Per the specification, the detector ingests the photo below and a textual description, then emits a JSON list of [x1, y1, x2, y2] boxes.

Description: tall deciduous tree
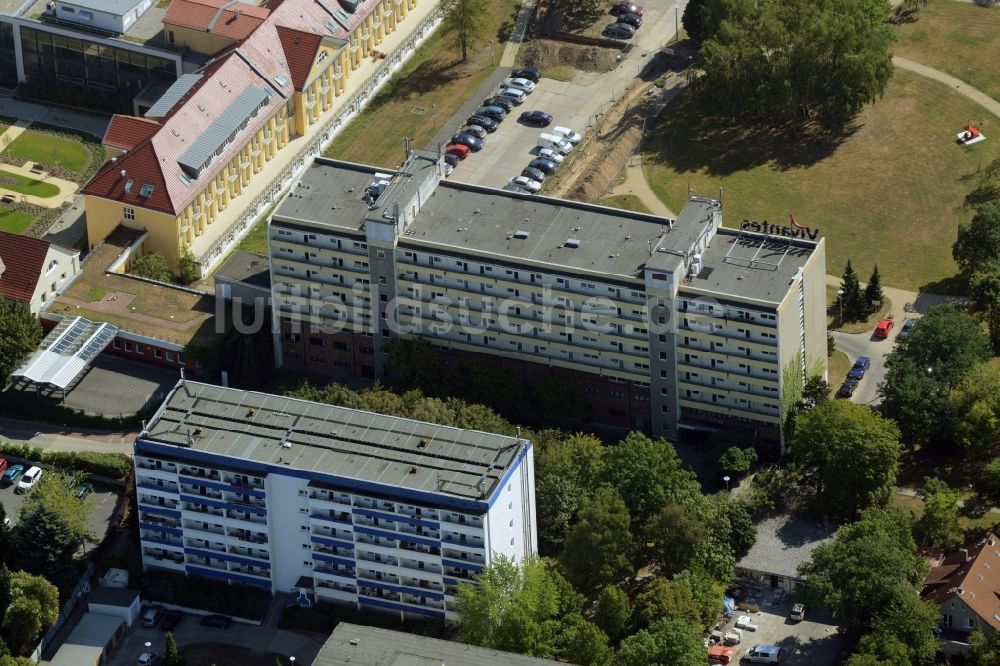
[[615, 618, 706, 666], [967, 629, 1000, 666], [953, 203, 1000, 350], [560, 487, 634, 593], [535, 434, 604, 547], [791, 400, 900, 518], [555, 613, 613, 666], [632, 577, 700, 630], [23, 472, 92, 544], [949, 361, 1000, 455], [0, 300, 41, 385], [0, 598, 40, 656], [594, 586, 631, 644], [645, 505, 704, 577], [440, 0, 489, 62], [681, 0, 708, 42], [913, 477, 961, 551], [673, 568, 725, 628]]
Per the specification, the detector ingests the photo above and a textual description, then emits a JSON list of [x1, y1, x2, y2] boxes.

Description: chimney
[[960, 548, 970, 562], [120, 169, 127, 179]]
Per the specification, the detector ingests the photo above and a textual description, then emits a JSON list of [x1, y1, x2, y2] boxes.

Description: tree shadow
[[369, 54, 467, 106], [642, 93, 859, 177]]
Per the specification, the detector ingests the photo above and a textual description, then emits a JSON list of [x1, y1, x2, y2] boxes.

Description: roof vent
[[120, 169, 127, 179], [281, 441, 292, 450], [274, 74, 288, 86], [513, 230, 529, 239], [409, 465, 418, 474], [349, 637, 360, 646], [564, 238, 580, 248], [417, 438, 428, 449]]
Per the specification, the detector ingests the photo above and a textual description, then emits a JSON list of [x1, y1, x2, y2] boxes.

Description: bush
[[141, 570, 270, 620], [0, 444, 131, 481]]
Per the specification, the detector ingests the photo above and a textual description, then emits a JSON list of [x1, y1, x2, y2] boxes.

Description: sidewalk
[[893, 55, 1000, 119], [0, 94, 110, 139], [0, 417, 136, 456]]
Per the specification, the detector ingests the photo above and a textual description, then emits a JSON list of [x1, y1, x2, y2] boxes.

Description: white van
[[538, 133, 572, 155], [553, 126, 582, 143], [745, 645, 781, 663]]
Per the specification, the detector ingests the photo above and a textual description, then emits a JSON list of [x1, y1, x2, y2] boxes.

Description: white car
[[510, 176, 541, 193], [735, 615, 758, 631], [137, 650, 160, 666], [553, 126, 582, 143], [744, 644, 781, 663], [498, 87, 526, 104], [537, 148, 565, 164], [16, 466, 42, 494], [502, 77, 535, 93], [789, 603, 805, 621]]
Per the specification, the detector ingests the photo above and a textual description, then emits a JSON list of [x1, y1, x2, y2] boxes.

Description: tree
[[555, 613, 614, 666], [130, 252, 174, 282], [1, 598, 40, 656], [716, 446, 757, 475], [672, 568, 725, 628], [163, 631, 186, 666], [615, 618, 706, 666], [791, 400, 900, 518], [707, 495, 756, 558], [982, 457, 1000, 502], [949, 361, 1000, 454], [440, 0, 488, 61], [0, 509, 11, 568], [594, 586, 631, 644], [967, 629, 1000, 666], [953, 202, 1000, 285], [681, 0, 708, 42], [601, 432, 702, 526], [8, 572, 58, 627], [849, 587, 941, 665], [839, 260, 866, 322], [913, 477, 961, 551], [178, 249, 199, 284], [531, 377, 586, 425], [864, 265, 884, 314], [633, 577, 700, 630], [11, 503, 80, 596], [23, 472, 91, 544], [0, 566, 9, 626], [535, 434, 604, 547], [801, 375, 830, 408], [645, 505, 704, 577], [560, 487, 634, 593], [691, 0, 895, 126], [0, 300, 42, 385]]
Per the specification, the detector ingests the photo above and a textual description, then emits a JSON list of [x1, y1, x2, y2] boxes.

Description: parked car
[[553, 126, 582, 143], [897, 318, 918, 339], [618, 11, 642, 27], [459, 125, 487, 140], [137, 651, 160, 666], [604, 22, 636, 39], [160, 609, 183, 630], [443, 153, 460, 168], [74, 482, 95, 499], [16, 466, 43, 494], [735, 616, 758, 632], [744, 645, 781, 664], [837, 379, 859, 398], [510, 176, 541, 193], [519, 110, 553, 127], [443, 162, 454, 177], [511, 67, 541, 82], [874, 318, 894, 338], [521, 166, 547, 182], [200, 614, 233, 628], [2, 464, 24, 487], [0, 457, 7, 477], [466, 115, 499, 132], [473, 105, 506, 121], [503, 183, 531, 194], [528, 158, 558, 174], [450, 133, 484, 151], [498, 88, 527, 104], [611, 2, 644, 16], [847, 356, 871, 380], [789, 603, 805, 622], [484, 96, 515, 112], [444, 144, 471, 160], [141, 605, 164, 628], [502, 77, 536, 93], [3, 515, 14, 529], [537, 148, 565, 163]]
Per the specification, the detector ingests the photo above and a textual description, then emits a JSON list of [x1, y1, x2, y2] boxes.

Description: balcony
[[227, 529, 268, 544], [179, 467, 221, 481], [357, 569, 399, 586], [139, 514, 182, 530], [183, 520, 225, 536], [182, 503, 224, 518], [141, 533, 183, 549], [226, 509, 267, 526], [223, 474, 265, 490], [228, 545, 270, 561], [229, 564, 270, 579]]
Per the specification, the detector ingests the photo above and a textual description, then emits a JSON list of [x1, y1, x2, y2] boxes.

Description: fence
[[198, 6, 445, 268]]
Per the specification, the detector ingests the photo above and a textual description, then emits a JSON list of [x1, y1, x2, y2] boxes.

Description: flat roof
[[59, 0, 145, 17], [141, 381, 528, 502], [49, 613, 124, 666], [213, 249, 270, 289], [12, 316, 118, 389], [736, 515, 837, 580], [315, 623, 562, 666], [87, 587, 140, 607]]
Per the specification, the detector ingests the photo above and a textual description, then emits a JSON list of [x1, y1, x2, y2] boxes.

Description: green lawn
[[825, 284, 894, 334], [237, 216, 270, 256], [599, 194, 652, 214], [324, 0, 518, 168], [0, 206, 33, 233], [0, 169, 60, 198], [893, 1, 1000, 103], [2, 129, 90, 173], [642, 70, 1000, 291]]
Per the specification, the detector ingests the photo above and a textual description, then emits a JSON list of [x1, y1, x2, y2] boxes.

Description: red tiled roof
[[0, 231, 51, 304], [103, 115, 161, 151], [82, 142, 173, 215], [275, 26, 323, 89], [923, 533, 1000, 632], [164, 0, 269, 41]]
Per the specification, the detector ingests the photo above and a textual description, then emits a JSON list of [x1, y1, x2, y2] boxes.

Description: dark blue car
[[847, 356, 871, 380], [451, 133, 484, 151]]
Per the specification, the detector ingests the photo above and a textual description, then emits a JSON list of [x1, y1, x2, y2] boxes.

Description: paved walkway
[[0, 94, 110, 139], [0, 158, 79, 208], [499, 0, 535, 67], [608, 157, 677, 217], [893, 55, 1000, 118], [0, 416, 136, 456]]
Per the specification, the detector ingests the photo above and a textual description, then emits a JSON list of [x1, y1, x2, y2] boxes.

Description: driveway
[[830, 328, 897, 407], [0, 481, 119, 556], [728, 602, 843, 666]]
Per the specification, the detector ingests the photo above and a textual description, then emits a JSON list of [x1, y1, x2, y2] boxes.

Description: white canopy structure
[[12, 316, 118, 390]]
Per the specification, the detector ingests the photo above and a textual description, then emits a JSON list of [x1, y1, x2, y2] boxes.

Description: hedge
[[0, 442, 131, 480], [141, 570, 270, 620]]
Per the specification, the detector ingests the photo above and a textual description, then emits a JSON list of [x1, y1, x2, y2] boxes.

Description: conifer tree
[[865, 265, 884, 315], [839, 260, 865, 322]]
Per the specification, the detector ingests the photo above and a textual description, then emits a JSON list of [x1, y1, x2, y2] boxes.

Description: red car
[[875, 319, 894, 338], [444, 144, 470, 160], [611, 2, 644, 16]]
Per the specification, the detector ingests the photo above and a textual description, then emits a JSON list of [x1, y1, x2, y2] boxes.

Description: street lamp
[[673, 4, 680, 43], [290, 658, 296, 666], [723, 475, 731, 492], [490, 40, 495, 66], [836, 288, 844, 325]]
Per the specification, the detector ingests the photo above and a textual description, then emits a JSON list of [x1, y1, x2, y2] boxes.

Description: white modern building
[[53, 0, 155, 34], [134, 380, 537, 621]]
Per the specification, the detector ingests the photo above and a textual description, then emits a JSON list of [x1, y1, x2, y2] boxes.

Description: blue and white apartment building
[[134, 380, 537, 621]]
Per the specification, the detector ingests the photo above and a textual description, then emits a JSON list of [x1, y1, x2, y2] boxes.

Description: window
[[166, 351, 175, 362], [123, 207, 135, 220]]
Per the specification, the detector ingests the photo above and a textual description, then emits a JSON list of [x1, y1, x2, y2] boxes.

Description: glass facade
[[18, 26, 177, 113], [0, 23, 16, 87]]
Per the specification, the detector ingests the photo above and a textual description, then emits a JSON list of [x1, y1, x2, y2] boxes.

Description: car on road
[[498, 87, 527, 104], [611, 2, 643, 16], [519, 110, 553, 127], [160, 609, 183, 630], [837, 379, 859, 398], [141, 604, 164, 627], [897, 318, 918, 339], [789, 603, 805, 622], [502, 77, 536, 93], [537, 148, 564, 163], [459, 125, 486, 140], [466, 115, 499, 132], [484, 96, 515, 112], [16, 466, 43, 494], [553, 126, 582, 143], [511, 67, 541, 82], [473, 105, 506, 121], [137, 650, 160, 666], [874, 318, 894, 338], [521, 166, 547, 182], [744, 645, 781, 663], [2, 464, 24, 487], [847, 356, 871, 380], [528, 158, 558, 175], [510, 176, 541, 193], [444, 144, 471, 160], [200, 614, 233, 628], [604, 22, 636, 39], [450, 133, 484, 151], [618, 11, 642, 28]]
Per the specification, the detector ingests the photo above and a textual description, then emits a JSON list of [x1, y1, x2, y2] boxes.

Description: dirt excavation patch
[[519, 39, 621, 73]]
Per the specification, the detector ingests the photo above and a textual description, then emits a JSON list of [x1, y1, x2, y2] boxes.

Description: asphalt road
[[830, 319, 912, 407], [0, 480, 119, 556]]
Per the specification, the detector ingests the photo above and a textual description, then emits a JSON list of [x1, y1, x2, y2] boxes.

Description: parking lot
[[723, 601, 843, 665]]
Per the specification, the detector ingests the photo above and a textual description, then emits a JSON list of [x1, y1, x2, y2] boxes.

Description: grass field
[[324, 0, 518, 168], [0, 169, 60, 198], [892, 493, 1000, 533], [893, 1, 1000, 103], [825, 284, 894, 334], [2, 129, 90, 173], [599, 193, 652, 213], [0, 206, 33, 233], [827, 350, 850, 393], [642, 70, 1000, 291]]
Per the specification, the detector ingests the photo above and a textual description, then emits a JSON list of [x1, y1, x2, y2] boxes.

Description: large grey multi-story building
[[267, 152, 827, 450]]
